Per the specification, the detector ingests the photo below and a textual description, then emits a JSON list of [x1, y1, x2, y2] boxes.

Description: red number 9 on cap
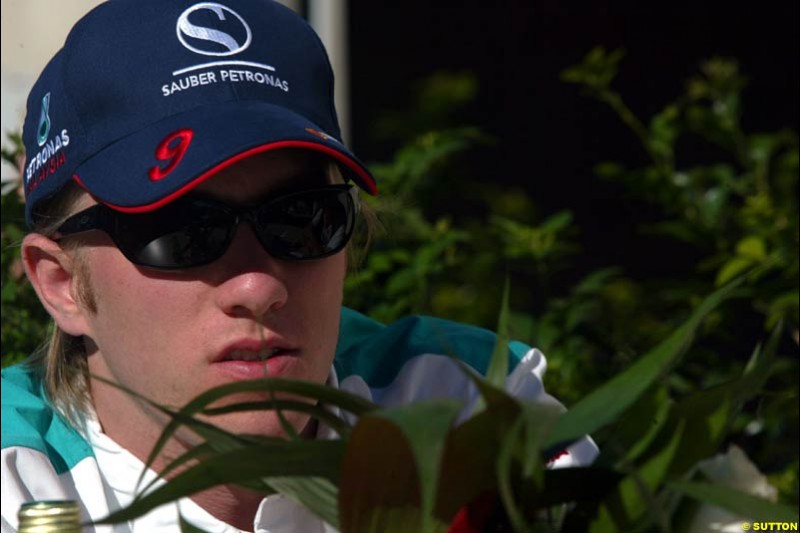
[[149, 129, 194, 181]]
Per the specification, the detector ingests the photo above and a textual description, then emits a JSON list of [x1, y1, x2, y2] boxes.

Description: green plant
[[555, 49, 799, 509], [94, 278, 797, 532], [1, 133, 51, 367], [344, 72, 584, 330], [560, 48, 798, 334]]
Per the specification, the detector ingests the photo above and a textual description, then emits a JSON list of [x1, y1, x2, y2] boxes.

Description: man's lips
[[214, 338, 299, 364], [212, 339, 301, 379]]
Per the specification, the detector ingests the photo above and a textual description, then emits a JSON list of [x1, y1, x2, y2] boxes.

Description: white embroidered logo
[[164, 2, 288, 97], [176, 3, 252, 57]]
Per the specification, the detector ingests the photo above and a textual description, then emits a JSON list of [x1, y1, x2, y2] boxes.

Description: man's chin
[[208, 411, 315, 440]]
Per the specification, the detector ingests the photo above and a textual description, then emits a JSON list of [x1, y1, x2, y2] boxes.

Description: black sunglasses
[[56, 185, 359, 270]]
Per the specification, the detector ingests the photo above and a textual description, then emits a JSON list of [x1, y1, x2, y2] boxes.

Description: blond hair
[[27, 182, 95, 429]]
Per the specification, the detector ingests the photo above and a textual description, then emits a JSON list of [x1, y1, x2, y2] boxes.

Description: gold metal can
[[18, 500, 81, 532]]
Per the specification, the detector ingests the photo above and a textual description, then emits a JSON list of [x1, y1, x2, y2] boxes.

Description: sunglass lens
[[127, 204, 233, 268], [257, 189, 353, 260]]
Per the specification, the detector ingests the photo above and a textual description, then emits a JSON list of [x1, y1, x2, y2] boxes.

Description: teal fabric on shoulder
[[335, 307, 531, 388], [1, 363, 94, 475]]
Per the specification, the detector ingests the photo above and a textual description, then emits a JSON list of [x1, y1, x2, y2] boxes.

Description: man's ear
[[22, 233, 91, 336]]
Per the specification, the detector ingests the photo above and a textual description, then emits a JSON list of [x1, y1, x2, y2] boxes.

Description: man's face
[[77, 149, 346, 454]]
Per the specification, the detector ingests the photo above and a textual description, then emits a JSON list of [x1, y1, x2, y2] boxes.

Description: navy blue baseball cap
[[22, 0, 377, 227]]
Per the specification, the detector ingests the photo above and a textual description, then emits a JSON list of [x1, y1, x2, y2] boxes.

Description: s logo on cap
[[177, 2, 252, 57], [37, 93, 51, 147]]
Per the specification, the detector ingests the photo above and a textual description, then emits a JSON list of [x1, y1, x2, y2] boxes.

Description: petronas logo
[[36, 93, 51, 147]]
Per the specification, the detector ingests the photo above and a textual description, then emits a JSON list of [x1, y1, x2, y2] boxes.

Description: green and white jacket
[[1, 308, 598, 532]]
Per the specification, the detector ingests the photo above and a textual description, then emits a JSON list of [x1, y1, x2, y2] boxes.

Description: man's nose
[[213, 223, 289, 320]]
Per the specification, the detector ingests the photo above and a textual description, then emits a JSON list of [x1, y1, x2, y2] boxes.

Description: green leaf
[[595, 161, 626, 179], [182, 378, 379, 419], [645, 220, 703, 244], [540, 210, 573, 232], [599, 386, 673, 465], [338, 401, 460, 533], [655, 327, 781, 479], [434, 409, 517, 521], [595, 421, 685, 531], [90, 375, 366, 517], [648, 104, 680, 160], [97, 441, 346, 525], [268, 477, 340, 529], [665, 384, 733, 477], [669, 481, 800, 522], [736, 236, 767, 260], [0, 281, 16, 303], [134, 377, 377, 488], [458, 279, 525, 419], [572, 267, 623, 295], [202, 399, 352, 436], [456, 356, 521, 417], [766, 292, 798, 330], [546, 277, 742, 450], [496, 417, 535, 533], [664, 323, 783, 477], [179, 514, 211, 533], [518, 402, 562, 481], [134, 400, 268, 495], [742, 321, 782, 393], [339, 425, 422, 531], [560, 47, 625, 90], [378, 401, 461, 533], [155, 441, 242, 491], [485, 279, 511, 389], [495, 402, 562, 532]]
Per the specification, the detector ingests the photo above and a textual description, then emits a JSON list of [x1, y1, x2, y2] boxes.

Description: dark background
[[348, 1, 799, 280]]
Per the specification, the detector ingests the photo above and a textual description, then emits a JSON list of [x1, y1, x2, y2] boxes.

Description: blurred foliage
[[1, 132, 50, 367], [2, 50, 798, 528], [343, 54, 798, 513]]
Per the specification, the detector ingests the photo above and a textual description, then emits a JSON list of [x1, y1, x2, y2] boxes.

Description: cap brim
[[72, 101, 377, 212]]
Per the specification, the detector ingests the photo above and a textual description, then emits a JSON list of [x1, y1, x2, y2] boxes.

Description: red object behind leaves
[[546, 449, 569, 464], [447, 449, 569, 532], [447, 491, 499, 533]]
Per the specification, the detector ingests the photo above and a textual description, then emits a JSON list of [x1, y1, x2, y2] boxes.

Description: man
[[1, 1, 598, 531]]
